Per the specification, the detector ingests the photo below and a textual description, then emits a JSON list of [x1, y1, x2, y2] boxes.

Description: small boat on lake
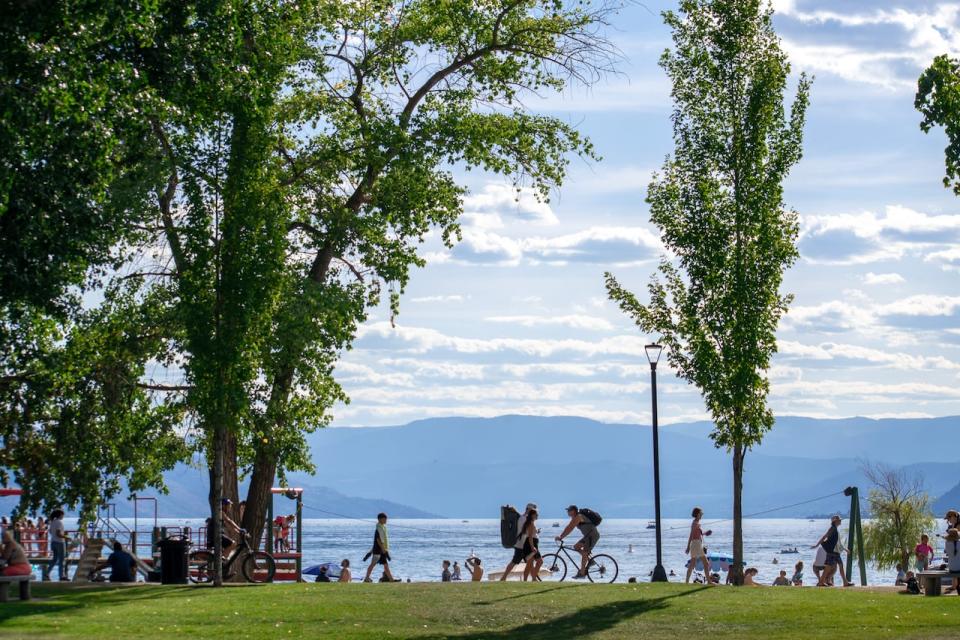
[[646, 521, 656, 530], [552, 522, 560, 527]]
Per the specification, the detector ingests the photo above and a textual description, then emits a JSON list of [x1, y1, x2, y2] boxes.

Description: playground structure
[[3, 486, 305, 583]]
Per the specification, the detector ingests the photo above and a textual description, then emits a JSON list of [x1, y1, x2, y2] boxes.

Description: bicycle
[[188, 529, 276, 584], [539, 539, 618, 583]]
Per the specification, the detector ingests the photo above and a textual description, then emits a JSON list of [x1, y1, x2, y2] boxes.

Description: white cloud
[[409, 294, 468, 303], [800, 205, 960, 264], [523, 226, 663, 265], [462, 183, 558, 226], [862, 272, 905, 285], [484, 314, 615, 331], [776, 3, 960, 91]]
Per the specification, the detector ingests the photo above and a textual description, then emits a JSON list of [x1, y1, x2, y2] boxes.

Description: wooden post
[[844, 486, 867, 586], [267, 494, 274, 555], [296, 492, 303, 582]]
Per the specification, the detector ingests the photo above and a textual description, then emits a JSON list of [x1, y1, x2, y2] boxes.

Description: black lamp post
[[646, 343, 668, 583]]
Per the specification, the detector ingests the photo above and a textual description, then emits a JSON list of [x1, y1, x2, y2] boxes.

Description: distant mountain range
[[4, 415, 959, 519]]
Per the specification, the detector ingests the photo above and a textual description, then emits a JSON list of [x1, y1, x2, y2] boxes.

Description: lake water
[[57, 517, 910, 585]]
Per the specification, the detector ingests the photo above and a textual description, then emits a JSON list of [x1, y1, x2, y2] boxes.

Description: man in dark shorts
[[556, 505, 600, 579], [812, 515, 852, 587]]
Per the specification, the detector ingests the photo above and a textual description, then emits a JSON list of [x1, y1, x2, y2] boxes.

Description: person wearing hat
[[499, 502, 537, 581], [945, 510, 959, 534], [944, 528, 960, 594], [556, 504, 602, 579]]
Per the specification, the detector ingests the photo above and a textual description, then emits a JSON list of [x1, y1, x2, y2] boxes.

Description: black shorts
[[825, 553, 841, 566], [511, 547, 526, 564], [524, 539, 541, 560]]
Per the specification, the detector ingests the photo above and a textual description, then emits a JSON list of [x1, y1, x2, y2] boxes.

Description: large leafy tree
[[129, 0, 619, 568], [604, 0, 809, 583], [862, 463, 935, 571], [917, 54, 960, 194]]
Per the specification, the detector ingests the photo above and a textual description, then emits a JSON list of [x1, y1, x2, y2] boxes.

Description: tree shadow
[[475, 584, 589, 606], [428, 587, 709, 640]]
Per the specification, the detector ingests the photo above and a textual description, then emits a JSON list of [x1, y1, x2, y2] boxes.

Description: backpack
[[500, 505, 521, 548], [579, 508, 602, 526]]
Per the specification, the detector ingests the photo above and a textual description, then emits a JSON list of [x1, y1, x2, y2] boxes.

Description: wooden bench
[[0, 575, 34, 602], [917, 570, 960, 596]]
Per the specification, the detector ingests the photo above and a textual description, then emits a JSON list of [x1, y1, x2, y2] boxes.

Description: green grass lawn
[[0, 582, 957, 639]]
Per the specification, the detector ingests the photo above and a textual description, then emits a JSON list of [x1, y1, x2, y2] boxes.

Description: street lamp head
[[645, 343, 663, 366]]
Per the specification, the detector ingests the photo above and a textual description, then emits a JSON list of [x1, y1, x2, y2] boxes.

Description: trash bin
[[158, 537, 190, 584]]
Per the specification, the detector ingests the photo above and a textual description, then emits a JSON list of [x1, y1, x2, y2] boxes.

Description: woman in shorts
[[685, 507, 712, 584]]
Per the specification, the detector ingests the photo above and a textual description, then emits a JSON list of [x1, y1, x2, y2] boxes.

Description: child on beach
[[915, 534, 934, 571], [791, 561, 803, 586], [441, 560, 452, 582], [772, 570, 790, 586], [339, 559, 352, 583], [363, 513, 398, 583], [895, 563, 906, 586], [452, 561, 462, 581]]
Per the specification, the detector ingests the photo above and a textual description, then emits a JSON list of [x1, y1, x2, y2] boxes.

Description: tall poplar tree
[[604, 0, 809, 583]]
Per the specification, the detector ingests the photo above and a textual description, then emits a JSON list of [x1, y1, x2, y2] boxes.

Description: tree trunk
[[731, 443, 745, 586], [210, 423, 225, 587], [243, 450, 277, 551]]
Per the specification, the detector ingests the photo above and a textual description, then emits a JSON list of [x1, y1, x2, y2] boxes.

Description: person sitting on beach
[[466, 556, 483, 582], [339, 559, 352, 583], [442, 560, 452, 582], [904, 571, 920, 594], [772, 570, 790, 586], [791, 561, 804, 586], [0, 530, 31, 576], [101, 541, 136, 583], [452, 561, 462, 581], [743, 568, 761, 586], [363, 513, 398, 583], [895, 563, 906, 586], [315, 565, 330, 582]]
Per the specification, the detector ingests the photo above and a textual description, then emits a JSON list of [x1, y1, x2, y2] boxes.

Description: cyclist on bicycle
[[206, 498, 241, 555], [556, 504, 600, 579]]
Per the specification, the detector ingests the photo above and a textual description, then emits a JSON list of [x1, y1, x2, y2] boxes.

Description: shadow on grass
[[0, 584, 205, 625], [474, 584, 589, 606], [430, 586, 709, 640]]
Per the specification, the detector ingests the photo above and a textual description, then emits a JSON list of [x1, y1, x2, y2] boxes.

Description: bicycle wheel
[[538, 553, 567, 582], [586, 554, 618, 583], [188, 550, 214, 584], [241, 551, 276, 583]]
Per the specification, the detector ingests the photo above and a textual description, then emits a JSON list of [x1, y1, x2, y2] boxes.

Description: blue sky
[[331, 0, 960, 427]]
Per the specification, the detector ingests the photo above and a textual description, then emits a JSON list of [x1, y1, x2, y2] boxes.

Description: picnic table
[[0, 575, 34, 602], [917, 570, 960, 596]]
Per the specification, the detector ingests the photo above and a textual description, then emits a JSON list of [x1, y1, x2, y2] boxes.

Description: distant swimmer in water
[[628, 544, 633, 554], [669, 570, 676, 577]]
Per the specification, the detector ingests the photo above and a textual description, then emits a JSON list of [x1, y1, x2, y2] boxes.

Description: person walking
[[363, 513, 397, 582], [812, 515, 852, 587], [521, 509, 542, 581], [500, 503, 537, 581], [43, 509, 70, 581], [555, 504, 601, 579], [684, 507, 712, 584]]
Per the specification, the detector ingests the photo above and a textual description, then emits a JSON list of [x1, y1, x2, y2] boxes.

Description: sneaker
[[572, 572, 587, 580], [362, 577, 372, 583]]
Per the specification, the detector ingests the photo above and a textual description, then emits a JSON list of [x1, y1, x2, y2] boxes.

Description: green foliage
[[917, 54, 960, 195], [861, 464, 936, 571], [0, 2, 164, 312], [0, 292, 188, 521], [606, 0, 809, 452], [604, 0, 809, 582]]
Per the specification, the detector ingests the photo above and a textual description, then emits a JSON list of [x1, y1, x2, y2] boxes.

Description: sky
[[330, 0, 960, 427]]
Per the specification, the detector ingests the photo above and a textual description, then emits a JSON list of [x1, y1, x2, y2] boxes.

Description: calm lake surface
[[65, 517, 911, 585]]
